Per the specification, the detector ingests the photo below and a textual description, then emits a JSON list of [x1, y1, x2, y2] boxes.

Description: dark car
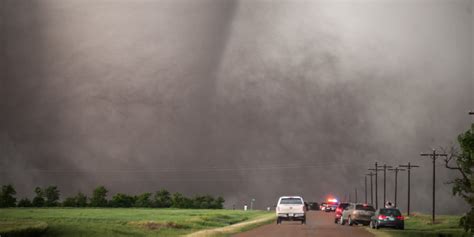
[[325, 202, 338, 212], [370, 208, 404, 230], [307, 202, 319, 211], [334, 202, 350, 224]]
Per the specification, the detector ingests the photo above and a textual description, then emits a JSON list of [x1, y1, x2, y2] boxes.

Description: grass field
[[0, 208, 273, 237], [367, 213, 471, 237]]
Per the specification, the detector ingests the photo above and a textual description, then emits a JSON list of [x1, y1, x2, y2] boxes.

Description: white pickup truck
[[276, 196, 306, 224]]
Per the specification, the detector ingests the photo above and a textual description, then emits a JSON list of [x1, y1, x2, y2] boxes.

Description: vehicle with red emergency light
[[370, 208, 404, 230], [324, 198, 339, 212], [320, 202, 327, 211], [334, 202, 351, 224], [339, 203, 375, 226], [276, 196, 306, 224]]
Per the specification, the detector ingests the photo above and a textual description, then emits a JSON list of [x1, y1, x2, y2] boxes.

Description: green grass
[[0, 220, 48, 237], [368, 213, 471, 237], [0, 208, 271, 237]]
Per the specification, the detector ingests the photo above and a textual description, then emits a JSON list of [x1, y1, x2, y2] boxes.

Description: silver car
[[339, 203, 375, 226]]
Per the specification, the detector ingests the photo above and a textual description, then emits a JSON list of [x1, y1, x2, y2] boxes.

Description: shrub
[[17, 198, 32, 208], [171, 192, 192, 208], [62, 197, 77, 207], [110, 193, 135, 207], [153, 189, 172, 208], [134, 192, 152, 207], [75, 192, 88, 207]]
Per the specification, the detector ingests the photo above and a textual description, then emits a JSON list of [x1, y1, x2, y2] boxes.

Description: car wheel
[[302, 219, 306, 225], [398, 225, 404, 230], [276, 218, 281, 225], [334, 218, 338, 224], [348, 217, 353, 226]]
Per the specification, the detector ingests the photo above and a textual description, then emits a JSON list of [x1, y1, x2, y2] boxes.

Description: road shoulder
[[185, 213, 275, 237]]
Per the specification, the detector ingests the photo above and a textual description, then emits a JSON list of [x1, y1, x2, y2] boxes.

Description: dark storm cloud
[[0, 0, 473, 214]]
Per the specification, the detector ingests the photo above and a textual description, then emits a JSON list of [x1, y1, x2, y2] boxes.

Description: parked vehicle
[[340, 203, 375, 226], [325, 202, 338, 212], [370, 208, 404, 230], [307, 202, 319, 211], [334, 202, 351, 224], [276, 196, 306, 224], [320, 202, 327, 211]]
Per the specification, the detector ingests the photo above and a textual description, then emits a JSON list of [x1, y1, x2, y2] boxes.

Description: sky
[[1, 0, 473, 214]]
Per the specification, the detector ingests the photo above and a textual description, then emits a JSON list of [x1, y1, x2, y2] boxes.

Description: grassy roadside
[[0, 208, 272, 237], [185, 213, 274, 237], [366, 213, 471, 237]]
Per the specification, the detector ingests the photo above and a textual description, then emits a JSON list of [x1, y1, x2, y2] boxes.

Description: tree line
[[0, 185, 224, 209]]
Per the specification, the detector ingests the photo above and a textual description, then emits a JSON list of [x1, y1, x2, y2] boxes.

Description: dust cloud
[[0, 0, 473, 214]]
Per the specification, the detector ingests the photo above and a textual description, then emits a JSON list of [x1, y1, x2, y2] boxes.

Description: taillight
[[378, 215, 387, 220], [336, 208, 341, 213], [396, 216, 404, 220]]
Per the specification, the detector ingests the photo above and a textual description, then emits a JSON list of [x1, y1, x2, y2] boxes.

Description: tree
[[192, 195, 214, 209], [0, 184, 17, 207], [90, 186, 108, 207], [110, 193, 135, 207], [171, 192, 192, 208], [44, 186, 60, 207], [62, 197, 77, 207], [442, 124, 474, 232], [62, 192, 88, 207], [212, 196, 225, 209], [154, 189, 172, 208], [134, 192, 152, 207], [17, 198, 33, 207], [32, 187, 45, 207], [75, 192, 88, 207]]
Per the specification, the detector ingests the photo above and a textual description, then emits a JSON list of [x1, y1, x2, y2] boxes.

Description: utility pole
[[364, 176, 368, 204], [369, 163, 383, 209], [355, 188, 358, 203], [388, 167, 405, 208], [420, 149, 447, 224], [399, 162, 419, 216], [366, 172, 375, 205], [381, 164, 393, 206]]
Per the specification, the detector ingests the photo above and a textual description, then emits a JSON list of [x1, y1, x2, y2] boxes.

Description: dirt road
[[233, 211, 375, 237]]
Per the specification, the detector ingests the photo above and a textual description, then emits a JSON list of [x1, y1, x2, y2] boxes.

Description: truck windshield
[[280, 198, 303, 205]]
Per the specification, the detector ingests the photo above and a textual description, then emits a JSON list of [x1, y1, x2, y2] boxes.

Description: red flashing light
[[327, 198, 338, 203]]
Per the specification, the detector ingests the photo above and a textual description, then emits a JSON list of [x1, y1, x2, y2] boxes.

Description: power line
[[0, 162, 367, 173]]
